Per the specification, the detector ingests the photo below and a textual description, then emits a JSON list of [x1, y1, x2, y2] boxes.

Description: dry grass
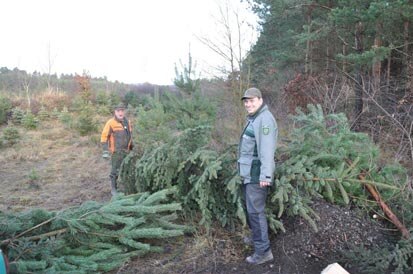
[[34, 90, 73, 111], [0, 118, 111, 212]]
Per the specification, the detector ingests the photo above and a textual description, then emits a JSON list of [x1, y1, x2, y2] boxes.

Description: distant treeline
[[0, 66, 176, 98]]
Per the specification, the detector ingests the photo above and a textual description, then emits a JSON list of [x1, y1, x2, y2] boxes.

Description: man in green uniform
[[238, 87, 278, 264], [101, 103, 133, 196]]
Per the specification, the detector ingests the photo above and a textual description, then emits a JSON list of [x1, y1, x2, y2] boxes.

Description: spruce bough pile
[[0, 188, 189, 273], [267, 104, 407, 233], [268, 105, 411, 273], [120, 104, 411, 272], [120, 105, 408, 234], [120, 125, 245, 229]]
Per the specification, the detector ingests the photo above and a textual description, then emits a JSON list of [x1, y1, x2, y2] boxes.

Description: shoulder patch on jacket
[[262, 125, 270, 135]]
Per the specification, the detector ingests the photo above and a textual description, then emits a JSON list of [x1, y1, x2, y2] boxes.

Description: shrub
[[11, 107, 25, 124], [37, 92, 72, 110], [124, 91, 142, 108], [133, 92, 216, 151], [71, 96, 86, 112], [22, 111, 39, 129], [75, 104, 98, 136], [163, 91, 216, 130], [0, 96, 12, 124], [95, 92, 112, 115], [50, 107, 59, 119], [108, 92, 121, 109], [2, 126, 20, 146], [59, 106, 72, 128], [95, 91, 109, 106], [37, 106, 49, 120], [134, 101, 173, 149], [96, 105, 111, 116]]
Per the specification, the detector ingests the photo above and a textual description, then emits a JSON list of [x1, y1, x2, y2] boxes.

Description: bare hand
[[260, 181, 271, 187]]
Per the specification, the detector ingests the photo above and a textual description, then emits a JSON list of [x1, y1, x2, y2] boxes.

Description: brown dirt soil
[[0, 120, 402, 274], [115, 199, 394, 274]]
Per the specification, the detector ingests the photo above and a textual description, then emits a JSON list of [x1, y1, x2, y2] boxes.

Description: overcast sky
[[0, 0, 258, 85]]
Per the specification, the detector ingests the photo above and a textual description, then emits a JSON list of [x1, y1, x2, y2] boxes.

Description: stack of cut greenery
[[268, 104, 408, 233], [119, 102, 411, 273], [120, 125, 245, 230], [122, 104, 408, 233], [268, 105, 412, 273], [0, 188, 189, 273]]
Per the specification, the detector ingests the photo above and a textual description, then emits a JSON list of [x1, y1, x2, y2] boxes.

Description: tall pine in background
[[247, 0, 413, 170]]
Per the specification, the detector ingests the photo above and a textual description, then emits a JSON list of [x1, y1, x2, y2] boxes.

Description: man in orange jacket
[[101, 103, 133, 196]]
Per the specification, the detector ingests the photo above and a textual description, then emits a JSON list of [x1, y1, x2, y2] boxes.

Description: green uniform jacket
[[238, 104, 278, 184]]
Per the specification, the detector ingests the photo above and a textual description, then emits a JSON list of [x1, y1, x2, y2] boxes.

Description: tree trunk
[[326, 42, 330, 72], [360, 174, 410, 239], [386, 50, 391, 94], [304, 5, 313, 76], [372, 22, 382, 96], [342, 43, 347, 71], [353, 21, 364, 129], [404, 20, 413, 94]]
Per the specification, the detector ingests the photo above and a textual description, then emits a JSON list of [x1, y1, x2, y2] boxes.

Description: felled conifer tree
[[268, 104, 407, 233], [0, 188, 189, 273]]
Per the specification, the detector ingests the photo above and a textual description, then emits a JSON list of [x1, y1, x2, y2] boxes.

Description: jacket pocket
[[250, 159, 261, 183], [238, 157, 252, 178]]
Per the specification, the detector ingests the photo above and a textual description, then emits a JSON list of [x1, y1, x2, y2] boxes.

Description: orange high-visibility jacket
[[101, 117, 133, 153]]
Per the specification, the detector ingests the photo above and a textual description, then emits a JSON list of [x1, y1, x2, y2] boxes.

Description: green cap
[[114, 103, 126, 110], [241, 87, 262, 100]]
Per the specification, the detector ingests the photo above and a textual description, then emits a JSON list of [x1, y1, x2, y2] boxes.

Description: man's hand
[[260, 181, 271, 187], [102, 151, 110, 159]]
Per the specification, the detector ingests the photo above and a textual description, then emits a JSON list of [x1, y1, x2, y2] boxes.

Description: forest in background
[[246, 0, 413, 168], [0, 66, 176, 101]]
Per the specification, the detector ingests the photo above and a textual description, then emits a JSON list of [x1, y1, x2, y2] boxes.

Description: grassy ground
[[0, 119, 111, 212]]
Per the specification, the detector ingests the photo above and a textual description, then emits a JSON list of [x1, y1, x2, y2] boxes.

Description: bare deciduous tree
[[44, 42, 57, 92], [195, 0, 258, 129], [16, 70, 33, 110]]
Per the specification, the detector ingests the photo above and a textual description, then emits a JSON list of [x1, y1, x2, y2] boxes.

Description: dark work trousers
[[110, 150, 128, 182], [242, 183, 270, 255]]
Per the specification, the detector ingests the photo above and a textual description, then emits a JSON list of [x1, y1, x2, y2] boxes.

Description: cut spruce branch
[[306, 177, 401, 191], [0, 187, 191, 273], [267, 105, 409, 235], [359, 173, 410, 239]]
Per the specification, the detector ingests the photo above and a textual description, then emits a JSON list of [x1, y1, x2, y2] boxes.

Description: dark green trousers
[[110, 150, 128, 182]]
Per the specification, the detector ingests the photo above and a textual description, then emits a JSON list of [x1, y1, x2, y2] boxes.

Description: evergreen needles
[[267, 104, 407, 233], [120, 125, 245, 230], [1, 188, 189, 273], [343, 231, 413, 274]]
